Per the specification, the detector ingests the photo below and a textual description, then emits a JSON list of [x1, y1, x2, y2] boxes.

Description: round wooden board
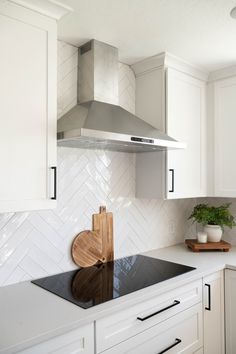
[[71, 230, 103, 267]]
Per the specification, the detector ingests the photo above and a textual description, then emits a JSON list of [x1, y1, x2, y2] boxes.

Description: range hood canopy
[[57, 40, 186, 152]]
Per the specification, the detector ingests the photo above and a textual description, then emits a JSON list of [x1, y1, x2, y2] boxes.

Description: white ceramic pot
[[203, 224, 223, 242]]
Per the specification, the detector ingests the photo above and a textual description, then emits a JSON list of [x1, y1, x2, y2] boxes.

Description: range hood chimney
[[57, 40, 186, 152], [78, 40, 119, 106]]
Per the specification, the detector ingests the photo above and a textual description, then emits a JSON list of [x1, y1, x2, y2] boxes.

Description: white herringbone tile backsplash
[[57, 41, 78, 118], [0, 41, 200, 287], [118, 62, 135, 114], [0, 147, 198, 287]]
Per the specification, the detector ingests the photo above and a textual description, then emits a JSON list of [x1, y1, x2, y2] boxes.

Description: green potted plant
[[188, 203, 236, 242]]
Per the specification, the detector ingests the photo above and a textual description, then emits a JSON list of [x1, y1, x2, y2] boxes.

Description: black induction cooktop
[[32, 255, 195, 309]]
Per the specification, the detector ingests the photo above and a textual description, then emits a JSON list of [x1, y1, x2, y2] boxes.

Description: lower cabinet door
[[225, 269, 236, 354], [103, 304, 202, 354], [203, 271, 225, 354], [18, 324, 94, 354]]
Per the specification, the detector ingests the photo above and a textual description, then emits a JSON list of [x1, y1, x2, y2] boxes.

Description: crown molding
[[208, 65, 236, 82], [132, 52, 209, 82], [9, 0, 73, 20]]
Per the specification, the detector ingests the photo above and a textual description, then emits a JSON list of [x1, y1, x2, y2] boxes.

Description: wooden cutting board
[[93, 206, 113, 263], [71, 230, 103, 267], [71, 206, 113, 267]]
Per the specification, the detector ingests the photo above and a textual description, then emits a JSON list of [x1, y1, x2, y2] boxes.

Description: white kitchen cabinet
[[166, 69, 206, 199], [96, 279, 202, 353], [18, 323, 94, 354], [225, 268, 236, 354], [0, 2, 57, 212], [203, 270, 225, 354], [101, 304, 203, 354], [133, 54, 207, 199], [213, 76, 236, 197]]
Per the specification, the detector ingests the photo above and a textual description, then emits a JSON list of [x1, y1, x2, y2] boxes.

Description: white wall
[[0, 41, 202, 287]]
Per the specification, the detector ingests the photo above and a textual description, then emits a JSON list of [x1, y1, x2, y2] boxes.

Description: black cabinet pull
[[51, 166, 57, 200], [158, 338, 182, 354], [169, 169, 175, 193], [137, 300, 180, 321], [205, 283, 211, 311]]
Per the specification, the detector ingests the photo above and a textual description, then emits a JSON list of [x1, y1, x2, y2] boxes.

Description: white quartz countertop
[[1, 243, 236, 354]]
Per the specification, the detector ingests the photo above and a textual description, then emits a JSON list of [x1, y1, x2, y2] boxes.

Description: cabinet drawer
[[103, 303, 202, 354], [18, 323, 94, 354], [96, 279, 202, 352]]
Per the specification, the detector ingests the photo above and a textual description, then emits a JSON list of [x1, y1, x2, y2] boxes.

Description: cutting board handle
[[99, 206, 106, 213]]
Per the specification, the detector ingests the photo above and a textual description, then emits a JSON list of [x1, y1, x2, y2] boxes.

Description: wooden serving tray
[[185, 239, 231, 252]]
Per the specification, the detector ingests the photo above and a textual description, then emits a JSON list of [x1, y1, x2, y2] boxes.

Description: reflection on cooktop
[[32, 255, 195, 309]]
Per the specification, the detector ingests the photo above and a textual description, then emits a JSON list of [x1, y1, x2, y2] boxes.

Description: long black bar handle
[[137, 300, 180, 321], [51, 166, 57, 200], [169, 169, 175, 193], [158, 338, 182, 354], [205, 283, 211, 311]]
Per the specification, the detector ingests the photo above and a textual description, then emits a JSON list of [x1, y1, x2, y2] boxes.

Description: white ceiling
[[58, 0, 236, 71]]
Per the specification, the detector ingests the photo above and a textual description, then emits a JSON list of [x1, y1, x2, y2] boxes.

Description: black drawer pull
[[158, 338, 182, 354], [205, 283, 211, 311], [169, 169, 175, 193], [50, 166, 57, 200], [137, 300, 180, 321]]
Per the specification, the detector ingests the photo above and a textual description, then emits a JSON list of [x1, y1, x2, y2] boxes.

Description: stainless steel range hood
[[57, 40, 186, 152]]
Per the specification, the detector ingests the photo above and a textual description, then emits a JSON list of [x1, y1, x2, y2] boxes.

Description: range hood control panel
[[131, 136, 154, 144]]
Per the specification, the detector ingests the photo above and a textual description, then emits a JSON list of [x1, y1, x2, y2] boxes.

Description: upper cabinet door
[[0, 2, 57, 212], [135, 63, 207, 200], [214, 76, 236, 197], [166, 68, 207, 199]]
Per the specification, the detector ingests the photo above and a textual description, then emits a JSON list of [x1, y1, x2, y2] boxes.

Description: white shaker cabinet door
[[225, 269, 236, 354], [135, 65, 207, 200], [203, 271, 225, 354], [166, 68, 207, 199], [0, 2, 57, 212], [214, 76, 236, 197]]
